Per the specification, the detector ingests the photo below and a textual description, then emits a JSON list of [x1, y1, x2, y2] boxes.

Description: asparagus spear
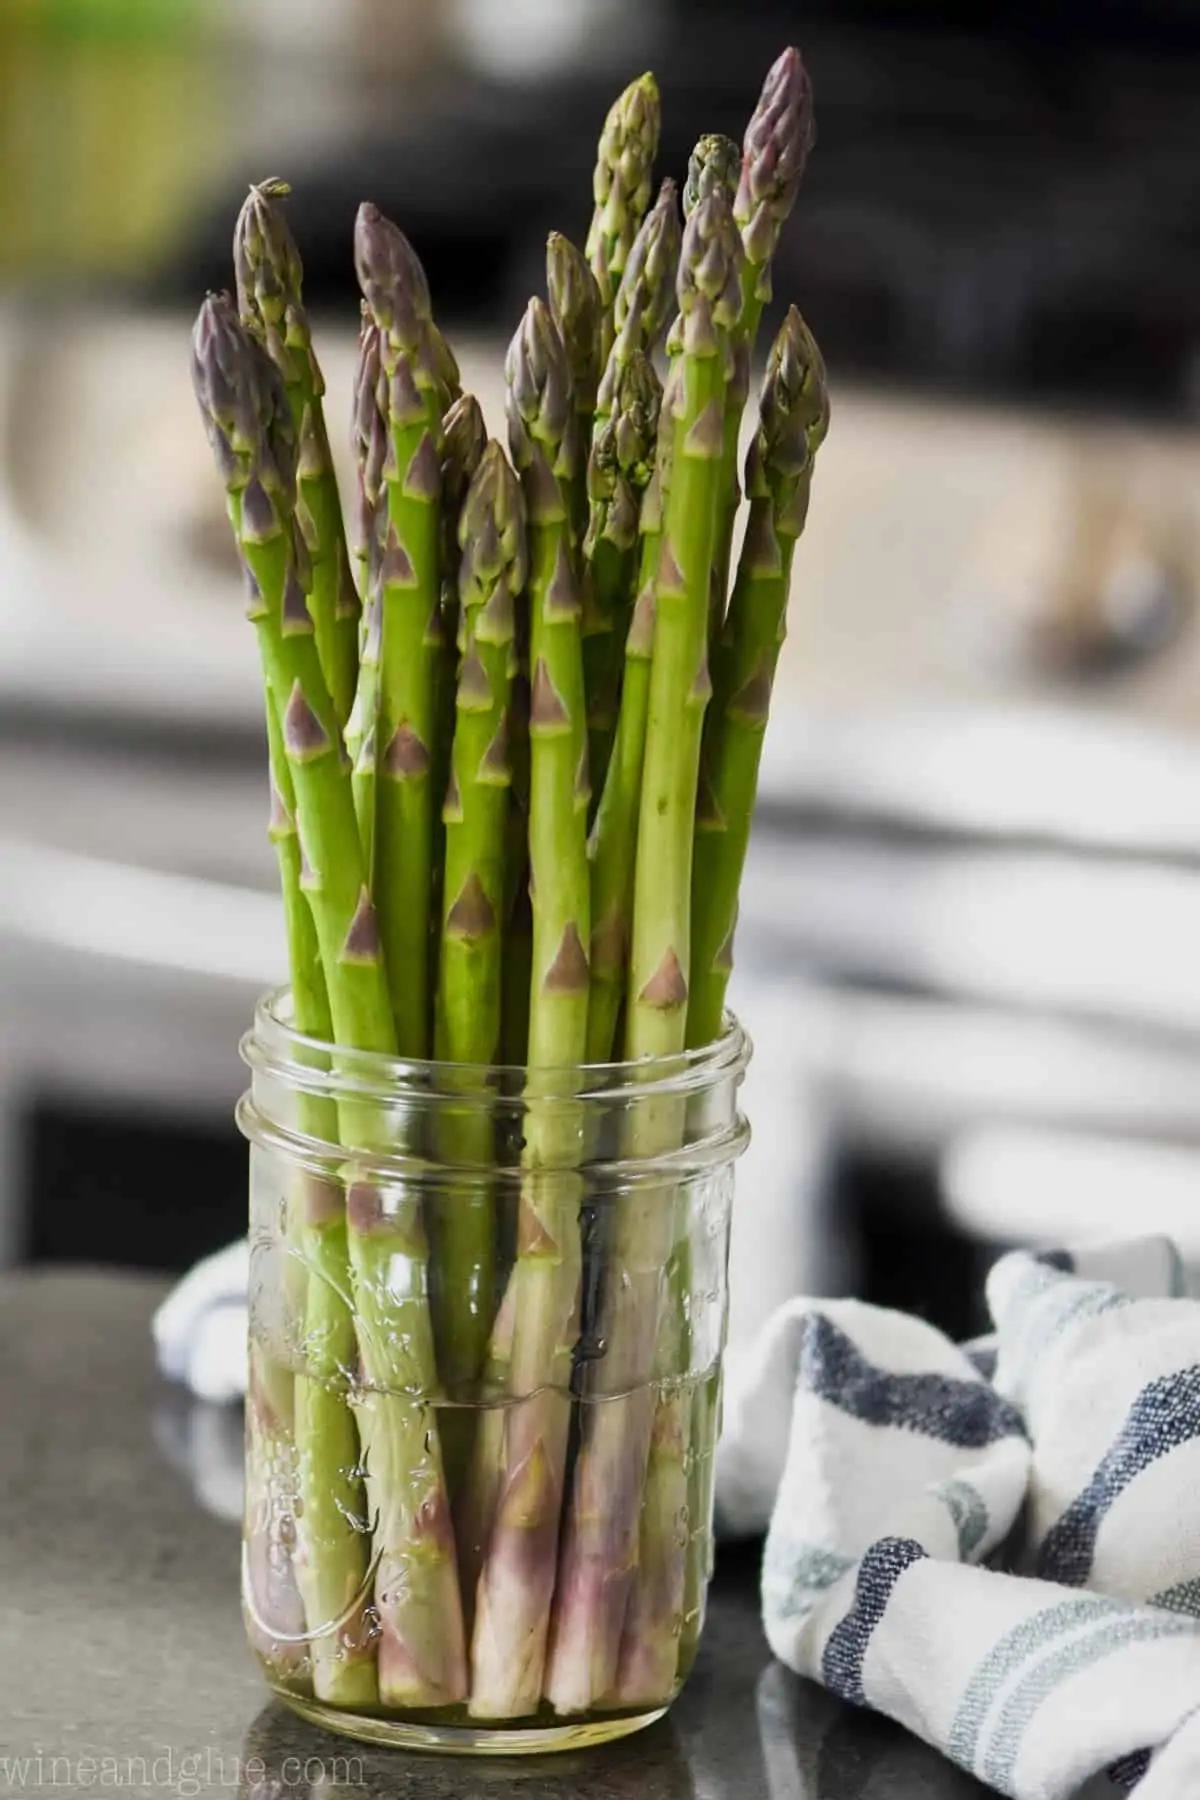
[[192, 296, 394, 1057], [581, 349, 662, 814], [454, 1272, 518, 1634], [469, 299, 591, 1718], [710, 49, 815, 641], [194, 296, 389, 1703], [546, 190, 744, 1716], [499, 650, 534, 1067], [349, 306, 388, 605], [586, 72, 662, 357], [547, 230, 603, 535], [347, 315, 388, 868], [194, 295, 467, 1711], [682, 134, 740, 220], [355, 203, 444, 1056], [256, 733, 372, 1706], [436, 441, 524, 1070], [235, 181, 360, 728], [609, 1237, 690, 1707], [584, 382, 675, 1065], [438, 394, 489, 662], [689, 306, 828, 1048], [432, 443, 526, 1407], [735, 47, 816, 338], [431, 393, 490, 1009], [594, 178, 680, 429]]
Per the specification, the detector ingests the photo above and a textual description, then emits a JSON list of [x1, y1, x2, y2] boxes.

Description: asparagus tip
[[505, 297, 572, 455], [354, 201, 432, 345], [683, 134, 741, 219], [676, 187, 744, 355], [234, 180, 304, 332], [751, 303, 830, 486], [735, 46, 816, 265]]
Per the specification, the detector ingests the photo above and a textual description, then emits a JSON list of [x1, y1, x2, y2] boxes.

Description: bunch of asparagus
[[197, 46, 828, 1721]]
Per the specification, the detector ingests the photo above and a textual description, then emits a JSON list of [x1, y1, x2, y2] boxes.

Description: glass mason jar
[[238, 989, 751, 1754]]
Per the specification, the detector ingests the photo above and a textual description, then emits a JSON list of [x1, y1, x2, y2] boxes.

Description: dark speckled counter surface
[[1, 1272, 992, 1798]]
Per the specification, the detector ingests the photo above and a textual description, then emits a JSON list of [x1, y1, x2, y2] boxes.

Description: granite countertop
[[1, 1271, 991, 1799]]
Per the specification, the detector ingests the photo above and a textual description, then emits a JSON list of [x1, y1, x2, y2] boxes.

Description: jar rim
[[241, 985, 752, 1106]]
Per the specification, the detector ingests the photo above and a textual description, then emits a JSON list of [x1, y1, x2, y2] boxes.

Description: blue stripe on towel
[[763, 1539, 855, 1625], [798, 1315, 1026, 1448], [1037, 1366, 1200, 1586], [1107, 1748, 1152, 1790], [821, 1538, 927, 1705], [981, 1612, 1200, 1792], [1151, 1578, 1200, 1619], [948, 1595, 1126, 1770], [934, 1478, 990, 1559]]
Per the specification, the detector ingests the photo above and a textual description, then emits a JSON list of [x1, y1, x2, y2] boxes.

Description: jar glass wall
[[238, 989, 751, 1753]]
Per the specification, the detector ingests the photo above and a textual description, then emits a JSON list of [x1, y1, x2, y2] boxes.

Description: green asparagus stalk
[[253, 728, 355, 1703], [594, 178, 680, 430], [546, 190, 744, 1716], [430, 392, 489, 1019], [547, 231, 603, 536], [610, 1234, 690, 1707], [192, 296, 394, 1057], [710, 49, 815, 640], [586, 72, 662, 358], [235, 180, 360, 728], [579, 176, 678, 802], [244, 1342, 310, 1687], [454, 1269, 518, 1634], [584, 385, 674, 1065], [345, 1180, 468, 1709], [499, 650, 533, 1067], [194, 296, 390, 1704], [355, 202, 445, 1056], [432, 443, 526, 1406], [350, 305, 388, 606], [347, 315, 387, 868], [581, 349, 662, 815], [437, 394, 489, 664], [194, 294, 467, 1711], [469, 299, 591, 1718], [689, 306, 828, 1047], [436, 441, 524, 1070]]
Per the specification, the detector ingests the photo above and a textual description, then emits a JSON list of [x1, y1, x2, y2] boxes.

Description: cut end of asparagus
[[735, 46, 815, 272], [683, 135, 740, 218], [546, 232, 603, 419], [354, 201, 433, 354]]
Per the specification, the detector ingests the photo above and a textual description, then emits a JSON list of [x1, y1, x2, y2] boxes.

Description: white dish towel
[[716, 1237, 1200, 1800]]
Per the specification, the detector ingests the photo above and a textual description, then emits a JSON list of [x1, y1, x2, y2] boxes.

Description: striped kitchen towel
[[715, 1239, 1200, 1799]]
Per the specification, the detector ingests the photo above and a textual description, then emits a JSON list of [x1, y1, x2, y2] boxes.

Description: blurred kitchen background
[[5, 0, 1200, 1345]]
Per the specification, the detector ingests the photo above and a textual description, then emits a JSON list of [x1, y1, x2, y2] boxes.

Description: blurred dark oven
[[3, 0, 1200, 1337]]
